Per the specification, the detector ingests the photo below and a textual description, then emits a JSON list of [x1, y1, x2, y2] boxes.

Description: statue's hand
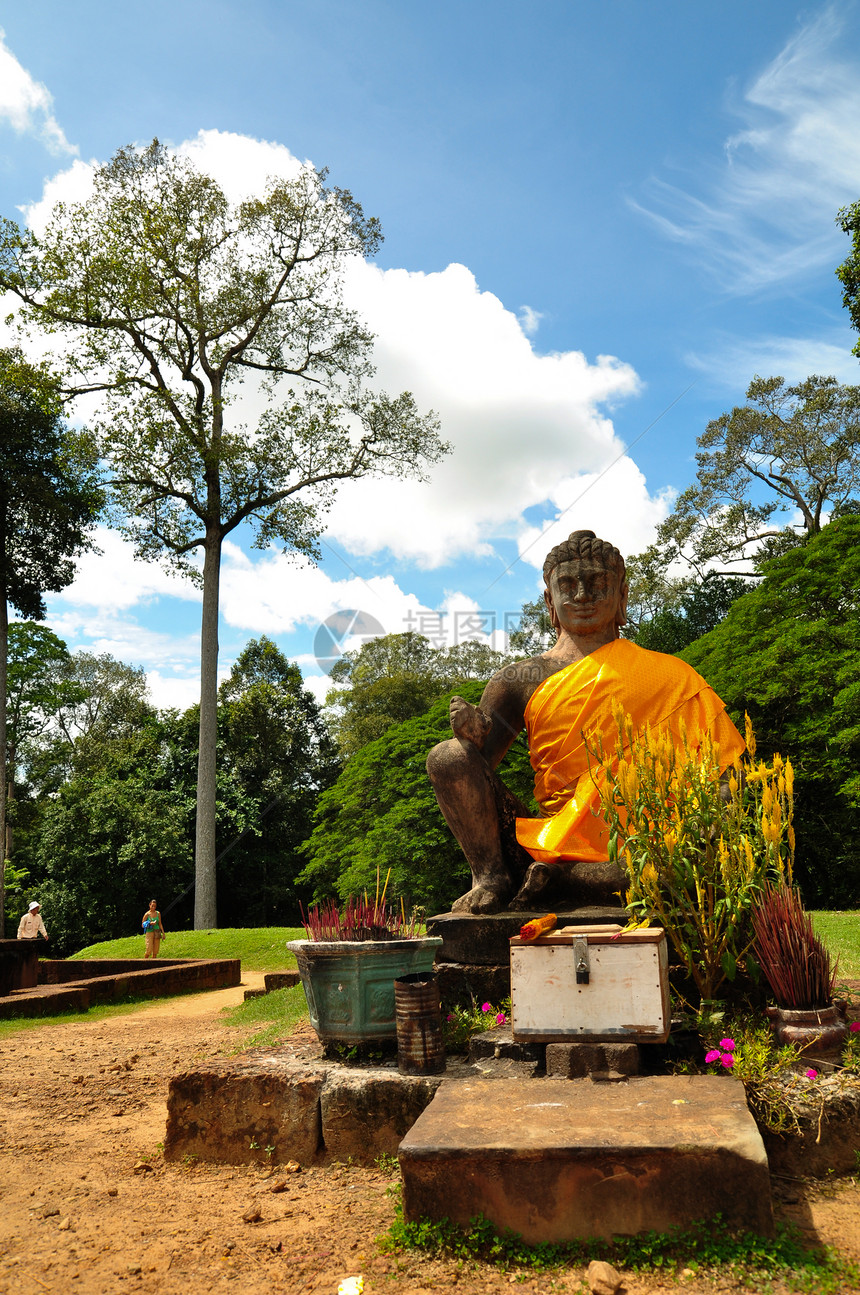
[[449, 695, 492, 747]]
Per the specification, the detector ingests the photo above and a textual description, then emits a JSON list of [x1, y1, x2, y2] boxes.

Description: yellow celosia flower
[[744, 712, 757, 759]]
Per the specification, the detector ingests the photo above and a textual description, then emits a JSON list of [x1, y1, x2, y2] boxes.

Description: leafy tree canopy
[[681, 515, 860, 906], [0, 347, 103, 622], [507, 598, 556, 657], [650, 374, 860, 581], [0, 351, 103, 934], [627, 573, 754, 655], [301, 681, 537, 916], [6, 623, 73, 767], [325, 631, 509, 758], [36, 718, 194, 956], [836, 200, 860, 357], [32, 636, 337, 950]]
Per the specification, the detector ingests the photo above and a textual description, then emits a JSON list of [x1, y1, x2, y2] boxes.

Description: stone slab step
[[264, 971, 301, 992], [398, 1074, 773, 1242], [0, 983, 90, 1018]]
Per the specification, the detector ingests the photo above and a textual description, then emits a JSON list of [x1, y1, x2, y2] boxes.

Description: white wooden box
[[510, 924, 670, 1044]]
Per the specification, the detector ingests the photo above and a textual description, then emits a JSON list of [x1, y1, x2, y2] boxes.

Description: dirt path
[[1, 980, 860, 1295]]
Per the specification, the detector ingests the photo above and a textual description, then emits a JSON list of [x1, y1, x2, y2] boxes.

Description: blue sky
[[1, 1, 859, 708]]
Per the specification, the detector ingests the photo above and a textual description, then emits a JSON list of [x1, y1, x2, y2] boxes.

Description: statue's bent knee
[[426, 736, 483, 786]]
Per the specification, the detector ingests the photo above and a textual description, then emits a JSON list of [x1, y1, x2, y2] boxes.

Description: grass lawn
[[222, 983, 311, 1048], [72, 926, 305, 972], [811, 911, 860, 981]]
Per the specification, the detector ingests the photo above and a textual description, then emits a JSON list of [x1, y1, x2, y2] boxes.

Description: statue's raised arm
[[426, 528, 745, 915]]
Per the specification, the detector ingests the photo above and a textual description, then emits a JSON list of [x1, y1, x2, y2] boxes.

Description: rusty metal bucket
[[394, 972, 446, 1075]]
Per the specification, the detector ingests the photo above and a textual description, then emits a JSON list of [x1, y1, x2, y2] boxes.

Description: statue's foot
[[451, 884, 509, 915], [509, 862, 551, 911]]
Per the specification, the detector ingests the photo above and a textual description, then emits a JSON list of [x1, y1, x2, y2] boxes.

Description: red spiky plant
[[300, 868, 419, 942], [751, 882, 838, 1010]]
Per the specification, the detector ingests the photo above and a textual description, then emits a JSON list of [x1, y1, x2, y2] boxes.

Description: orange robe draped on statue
[[515, 638, 745, 865]]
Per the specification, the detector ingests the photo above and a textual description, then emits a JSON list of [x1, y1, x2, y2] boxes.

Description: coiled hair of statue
[[542, 529, 626, 586]]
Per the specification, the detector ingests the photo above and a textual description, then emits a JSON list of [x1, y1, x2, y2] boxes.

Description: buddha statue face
[[543, 553, 628, 641]]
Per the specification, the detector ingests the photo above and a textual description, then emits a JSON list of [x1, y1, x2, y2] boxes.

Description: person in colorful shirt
[[142, 900, 166, 958], [426, 528, 744, 915], [17, 901, 48, 940]]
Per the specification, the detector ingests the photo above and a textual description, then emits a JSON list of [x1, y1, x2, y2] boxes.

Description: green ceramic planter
[[286, 937, 442, 1044]]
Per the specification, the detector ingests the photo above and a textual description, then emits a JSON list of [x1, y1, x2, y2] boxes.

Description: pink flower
[[496, 1012, 507, 1025], [720, 1054, 734, 1069], [705, 1049, 721, 1064], [446, 1014, 453, 1021], [850, 1021, 860, 1033], [719, 1038, 736, 1051], [805, 1068, 818, 1079], [481, 1002, 491, 1013]]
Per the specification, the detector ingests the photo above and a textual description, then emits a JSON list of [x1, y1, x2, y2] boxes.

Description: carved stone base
[[427, 907, 626, 967], [434, 961, 511, 1008]]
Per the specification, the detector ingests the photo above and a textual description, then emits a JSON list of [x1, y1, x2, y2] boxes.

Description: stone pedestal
[[428, 908, 626, 1009], [545, 1041, 640, 1079], [0, 938, 41, 991], [399, 1075, 774, 1242], [427, 908, 626, 966]]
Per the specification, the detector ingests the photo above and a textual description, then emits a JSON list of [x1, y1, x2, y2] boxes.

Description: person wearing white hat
[[17, 901, 48, 941]]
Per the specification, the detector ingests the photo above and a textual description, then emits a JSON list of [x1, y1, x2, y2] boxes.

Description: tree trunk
[[5, 743, 13, 860], [0, 594, 6, 939], [194, 527, 222, 929]]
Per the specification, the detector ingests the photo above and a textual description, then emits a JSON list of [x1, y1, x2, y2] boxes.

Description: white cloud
[[0, 29, 76, 156], [145, 671, 203, 712], [21, 129, 659, 581], [515, 457, 676, 580], [325, 258, 642, 566], [219, 540, 430, 638], [45, 602, 205, 712], [518, 305, 544, 337], [177, 127, 306, 201], [631, 6, 860, 292], [686, 330, 860, 391], [300, 672, 335, 707], [24, 157, 97, 232], [49, 527, 200, 612]]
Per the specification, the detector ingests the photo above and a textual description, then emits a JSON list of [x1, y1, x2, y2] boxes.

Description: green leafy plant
[[442, 999, 510, 1053], [701, 1016, 806, 1133], [381, 1198, 859, 1291], [842, 1023, 860, 1076], [590, 710, 794, 1006]]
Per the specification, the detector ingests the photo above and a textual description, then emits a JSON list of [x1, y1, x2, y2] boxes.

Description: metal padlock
[[573, 938, 590, 985]]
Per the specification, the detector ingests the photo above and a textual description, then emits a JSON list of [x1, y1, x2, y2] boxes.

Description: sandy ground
[[1, 976, 860, 1295]]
